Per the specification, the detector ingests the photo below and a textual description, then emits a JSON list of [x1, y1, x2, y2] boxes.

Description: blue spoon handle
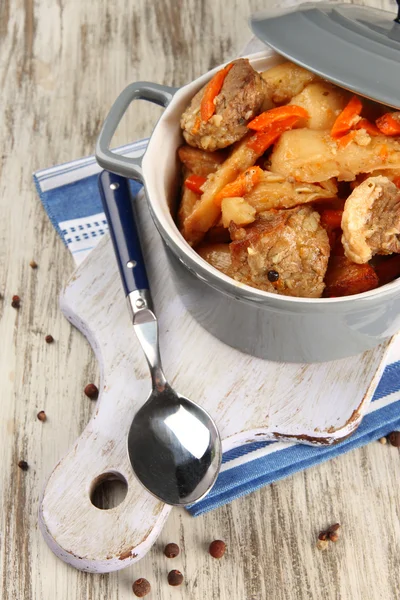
[[98, 170, 149, 296]]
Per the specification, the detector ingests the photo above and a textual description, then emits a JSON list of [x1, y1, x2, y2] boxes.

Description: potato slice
[[182, 132, 259, 244], [289, 82, 348, 130], [177, 150, 226, 236], [177, 184, 199, 231], [244, 171, 336, 212], [221, 197, 256, 228], [261, 61, 319, 105], [270, 128, 400, 183]]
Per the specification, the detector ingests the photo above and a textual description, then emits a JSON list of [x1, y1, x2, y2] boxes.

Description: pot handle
[[95, 82, 178, 181]]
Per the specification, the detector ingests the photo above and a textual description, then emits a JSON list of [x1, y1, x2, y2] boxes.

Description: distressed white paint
[[39, 187, 392, 572]]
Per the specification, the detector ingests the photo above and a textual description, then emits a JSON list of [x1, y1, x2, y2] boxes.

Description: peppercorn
[[29, 260, 38, 269], [11, 295, 20, 308], [164, 542, 180, 558], [37, 410, 47, 422], [267, 270, 279, 283], [388, 431, 400, 447], [132, 578, 151, 597], [167, 570, 183, 587], [317, 523, 340, 548], [84, 383, 99, 400], [18, 460, 28, 471], [209, 539, 226, 559], [45, 335, 54, 344]]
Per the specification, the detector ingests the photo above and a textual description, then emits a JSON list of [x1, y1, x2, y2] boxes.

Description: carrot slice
[[337, 131, 357, 148], [375, 255, 400, 286], [185, 174, 207, 195], [214, 166, 264, 206], [247, 105, 309, 131], [394, 176, 400, 189], [376, 112, 400, 136], [200, 63, 234, 122], [355, 118, 380, 136], [330, 95, 363, 139], [320, 209, 343, 231], [319, 208, 343, 250], [246, 116, 299, 154]]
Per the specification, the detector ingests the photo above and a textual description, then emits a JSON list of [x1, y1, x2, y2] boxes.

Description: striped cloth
[[33, 141, 400, 516]]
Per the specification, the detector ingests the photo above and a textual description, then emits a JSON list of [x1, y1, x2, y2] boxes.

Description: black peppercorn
[[267, 270, 279, 282], [11, 295, 20, 308]]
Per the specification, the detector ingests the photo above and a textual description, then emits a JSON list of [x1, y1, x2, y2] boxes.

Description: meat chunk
[[197, 243, 234, 277], [342, 176, 400, 264], [229, 206, 330, 297], [181, 59, 271, 151], [324, 256, 378, 297], [178, 145, 227, 177]]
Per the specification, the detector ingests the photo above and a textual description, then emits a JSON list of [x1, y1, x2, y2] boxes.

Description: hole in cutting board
[[90, 472, 128, 510]]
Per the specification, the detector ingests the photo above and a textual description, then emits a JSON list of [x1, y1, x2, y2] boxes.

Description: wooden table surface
[[1, 0, 400, 598]]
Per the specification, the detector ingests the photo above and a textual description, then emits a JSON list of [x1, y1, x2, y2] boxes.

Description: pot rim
[[142, 49, 400, 308]]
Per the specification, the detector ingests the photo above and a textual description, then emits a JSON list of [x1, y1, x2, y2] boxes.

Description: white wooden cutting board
[[39, 192, 392, 573]]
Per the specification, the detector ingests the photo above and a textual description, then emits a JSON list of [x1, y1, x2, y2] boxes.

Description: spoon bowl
[[128, 387, 221, 505]]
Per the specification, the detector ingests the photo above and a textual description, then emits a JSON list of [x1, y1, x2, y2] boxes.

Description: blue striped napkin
[[33, 141, 400, 516]]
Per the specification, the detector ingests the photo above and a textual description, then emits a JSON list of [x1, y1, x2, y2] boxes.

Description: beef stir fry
[[177, 59, 400, 298]]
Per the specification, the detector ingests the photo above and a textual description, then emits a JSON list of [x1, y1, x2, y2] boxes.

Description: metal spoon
[[98, 171, 222, 506]]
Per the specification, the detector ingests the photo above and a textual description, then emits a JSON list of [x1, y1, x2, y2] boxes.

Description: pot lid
[[250, 1, 400, 108]]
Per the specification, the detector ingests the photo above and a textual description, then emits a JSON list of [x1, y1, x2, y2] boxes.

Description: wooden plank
[[1, 0, 400, 597]]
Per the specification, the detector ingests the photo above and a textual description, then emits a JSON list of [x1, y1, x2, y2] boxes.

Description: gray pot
[[96, 50, 400, 363]]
